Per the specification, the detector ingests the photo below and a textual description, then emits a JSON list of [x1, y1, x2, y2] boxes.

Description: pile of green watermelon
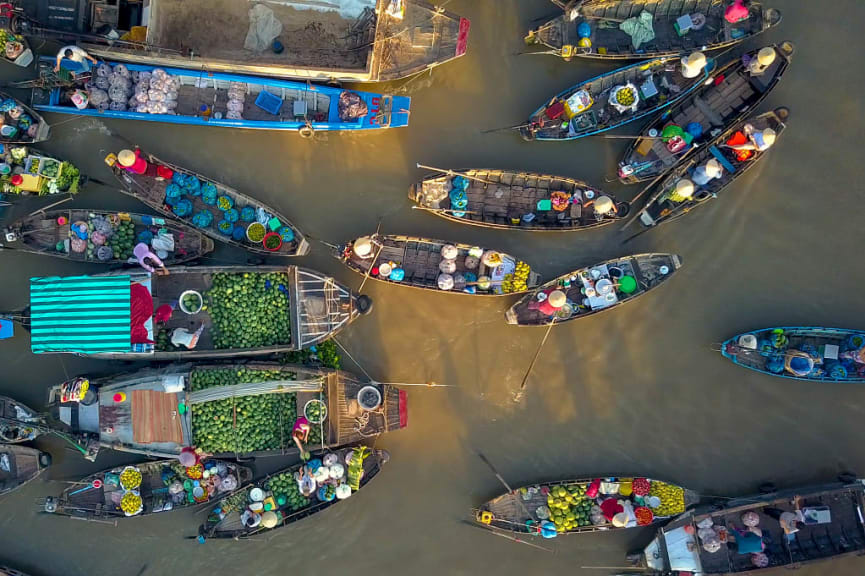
[[189, 368, 299, 453], [265, 470, 311, 513], [206, 272, 292, 349]]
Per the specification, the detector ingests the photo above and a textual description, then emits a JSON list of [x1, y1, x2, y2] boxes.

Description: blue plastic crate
[[255, 90, 283, 115]]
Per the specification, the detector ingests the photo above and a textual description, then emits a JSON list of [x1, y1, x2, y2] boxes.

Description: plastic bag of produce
[[109, 101, 127, 111], [152, 68, 168, 80], [337, 90, 368, 121], [148, 89, 165, 102], [226, 111, 243, 120], [227, 99, 244, 112], [95, 76, 110, 90], [109, 85, 129, 102], [87, 88, 109, 107], [164, 90, 178, 101], [96, 63, 111, 77], [114, 64, 130, 78]]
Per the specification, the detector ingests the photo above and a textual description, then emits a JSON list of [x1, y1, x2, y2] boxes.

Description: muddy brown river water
[[2, 1, 865, 574]]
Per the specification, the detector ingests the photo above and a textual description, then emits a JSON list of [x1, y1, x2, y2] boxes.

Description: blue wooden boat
[[521, 55, 714, 141], [722, 327, 865, 382], [30, 57, 410, 136]]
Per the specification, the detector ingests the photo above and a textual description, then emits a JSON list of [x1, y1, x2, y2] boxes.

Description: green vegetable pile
[[181, 291, 202, 313], [265, 471, 311, 513], [106, 219, 137, 261], [40, 158, 60, 178], [55, 162, 81, 193], [189, 368, 299, 454], [206, 272, 291, 349]]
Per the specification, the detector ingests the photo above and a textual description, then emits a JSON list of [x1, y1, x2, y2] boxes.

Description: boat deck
[[148, 0, 375, 71], [329, 374, 404, 446], [171, 81, 332, 123], [0, 446, 41, 496], [693, 486, 865, 573], [415, 171, 621, 231]]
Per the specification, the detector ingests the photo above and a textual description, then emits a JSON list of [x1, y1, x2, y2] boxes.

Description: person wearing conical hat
[[528, 288, 568, 317], [727, 123, 777, 153], [668, 178, 695, 203], [744, 46, 776, 76], [680, 51, 707, 79], [352, 236, 375, 259], [586, 194, 618, 216], [691, 158, 724, 186], [116, 148, 155, 176]]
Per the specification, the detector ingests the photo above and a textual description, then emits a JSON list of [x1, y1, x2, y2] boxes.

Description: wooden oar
[[27, 195, 73, 216], [513, 316, 558, 403], [357, 224, 383, 295], [410, 205, 481, 216], [603, 134, 664, 140], [480, 122, 532, 134], [461, 520, 553, 552], [415, 163, 498, 186]]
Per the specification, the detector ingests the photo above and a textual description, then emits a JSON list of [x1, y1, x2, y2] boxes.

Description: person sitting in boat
[[54, 45, 98, 75], [294, 465, 317, 498], [727, 124, 777, 155], [743, 47, 776, 76], [117, 148, 158, 177], [691, 159, 724, 187], [584, 195, 618, 217], [351, 236, 375, 261], [724, 0, 751, 24], [528, 289, 568, 317], [134, 242, 169, 275], [763, 496, 805, 541], [292, 416, 312, 460]]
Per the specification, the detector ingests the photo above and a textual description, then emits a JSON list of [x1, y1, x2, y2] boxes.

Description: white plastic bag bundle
[[109, 100, 127, 111], [148, 89, 165, 102], [227, 99, 244, 113]]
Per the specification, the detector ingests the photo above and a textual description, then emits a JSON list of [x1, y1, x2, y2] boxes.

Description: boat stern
[[389, 95, 412, 128]]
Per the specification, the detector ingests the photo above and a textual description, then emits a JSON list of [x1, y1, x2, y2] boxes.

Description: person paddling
[[292, 416, 312, 460]]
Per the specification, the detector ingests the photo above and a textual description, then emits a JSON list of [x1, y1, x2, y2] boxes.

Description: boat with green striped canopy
[[3, 265, 370, 359]]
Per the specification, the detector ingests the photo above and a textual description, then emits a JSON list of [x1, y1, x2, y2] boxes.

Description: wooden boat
[[0, 146, 83, 197], [631, 108, 787, 229], [526, 0, 781, 61], [1, 209, 215, 266], [633, 476, 865, 574], [506, 253, 682, 325], [0, 566, 32, 576], [32, 57, 411, 134], [522, 56, 713, 141], [0, 91, 49, 145], [337, 234, 541, 296], [476, 476, 699, 535], [409, 168, 628, 231], [0, 25, 33, 67], [23, 0, 469, 83], [107, 149, 309, 257], [5, 265, 369, 359], [0, 445, 50, 497], [201, 446, 388, 540], [42, 459, 253, 522], [618, 43, 794, 184], [47, 362, 406, 460], [0, 396, 44, 443], [721, 327, 865, 382]]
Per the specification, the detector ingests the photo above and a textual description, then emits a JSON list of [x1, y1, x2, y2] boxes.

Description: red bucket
[[262, 232, 283, 252]]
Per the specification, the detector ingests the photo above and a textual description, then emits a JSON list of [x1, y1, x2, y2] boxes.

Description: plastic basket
[[179, 290, 203, 314], [254, 90, 283, 116], [303, 399, 328, 424]]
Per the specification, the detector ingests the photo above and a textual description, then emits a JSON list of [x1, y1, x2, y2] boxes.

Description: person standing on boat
[[743, 47, 776, 77], [133, 242, 169, 275], [727, 125, 777, 155], [292, 416, 312, 460], [117, 148, 158, 177], [691, 159, 724, 187], [53, 45, 98, 75]]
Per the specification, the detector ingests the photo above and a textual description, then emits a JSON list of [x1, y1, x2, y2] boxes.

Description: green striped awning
[[30, 275, 132, 354]]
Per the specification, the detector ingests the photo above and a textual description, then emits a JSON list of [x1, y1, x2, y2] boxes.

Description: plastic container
[[357, 386, 382, 411], [246, 222, 266, 243], [262, 232, 283, 252], [303, 399, 328, 424], [179, 290, 203, 314], [255, 90, 284, 115]]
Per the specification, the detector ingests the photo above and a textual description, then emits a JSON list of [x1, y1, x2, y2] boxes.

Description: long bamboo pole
[[416, 163, 497, 186]]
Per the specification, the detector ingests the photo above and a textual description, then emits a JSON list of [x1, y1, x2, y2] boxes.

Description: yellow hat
[[757, 47, 776, 66], [353, 236, 373, 258], [761, 128, 777, 146], [594, 195, 614, 214], [260, 511, 278, 528], [548, 290, 567, 309], [675, 179, 695, 199], [578, 37, 592, 48], [117, 149, 136, 167], [681, 52, 706, 78]]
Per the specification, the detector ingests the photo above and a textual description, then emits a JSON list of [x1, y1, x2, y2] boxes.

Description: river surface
[[2, 1, 865, 574]]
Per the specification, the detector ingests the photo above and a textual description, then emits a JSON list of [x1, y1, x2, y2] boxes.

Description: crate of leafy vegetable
[[55, 162, 82, 193], [38, 158, 62, 180]]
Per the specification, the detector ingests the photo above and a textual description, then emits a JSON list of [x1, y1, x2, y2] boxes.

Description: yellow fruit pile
[[502, 262, 532, 293], [119, 467, 142, 490], [649, 481, 685, 517], [546, 484, 593, 532], [120, 491, 143, 516], [616, 87, 636, 106]]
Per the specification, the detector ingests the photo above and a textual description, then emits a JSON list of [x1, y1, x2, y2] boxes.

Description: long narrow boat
[[4, 265, 369, 359], [409, 169, 628, 231], [337, 234, 541, 296], [721, 327, 865, 382], [23, 0, 469, 83], [32, 57, 411, 135], [522, 55, 713, 141], [107, 149, 309, 256], [526, 0, 781, 61], [0, 396, 44, 443], [1, 209, 214, 266], [42, 459, 252, 522], [0, 26, 33, 67], [0, 445, 50, 497], [506, 253, 682, 325], [0, 91, 49, 145], [633, 477, 865, 574], [631, 108, 787, 229], [476, 476, 699, 536], [201, 445, 388, 540], [618, 43, 793, 184], [0, 146, 83, 197], [47, 362, 406, 460], [0, 565, 32, 576]]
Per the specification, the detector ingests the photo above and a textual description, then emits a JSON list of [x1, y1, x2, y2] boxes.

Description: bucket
[[303, 399, 328, 424], [246, 222, 266, 243], [262, 232, 283, 252], [357, 385, 382, 411], [179, 290, 203, 314]]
